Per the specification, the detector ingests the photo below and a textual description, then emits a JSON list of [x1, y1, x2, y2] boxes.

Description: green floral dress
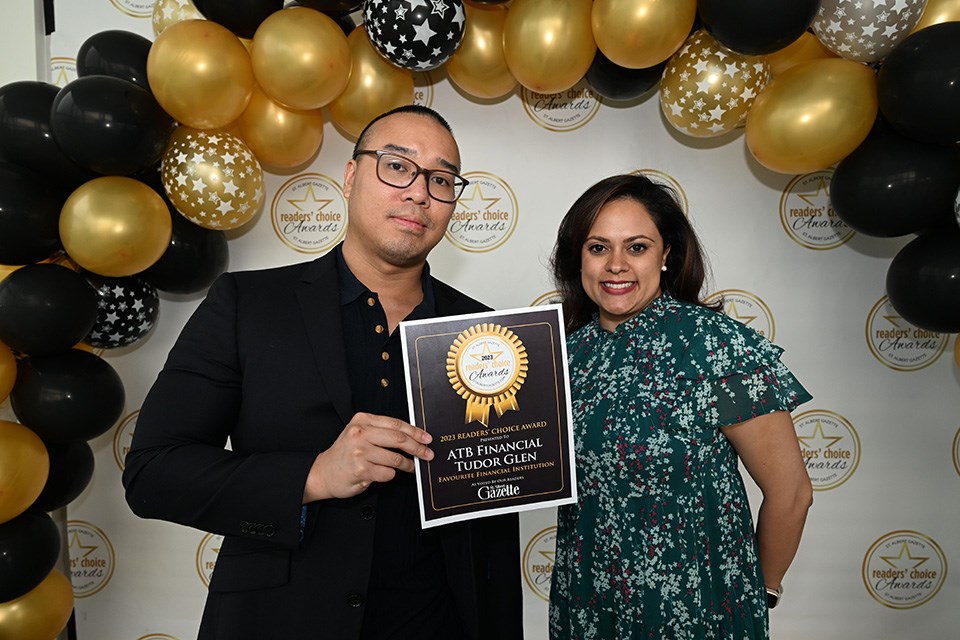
[[549, 293, 810, 639]]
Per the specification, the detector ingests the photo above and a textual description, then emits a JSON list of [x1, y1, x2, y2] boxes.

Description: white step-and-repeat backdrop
[[4, 1, 959, 638]]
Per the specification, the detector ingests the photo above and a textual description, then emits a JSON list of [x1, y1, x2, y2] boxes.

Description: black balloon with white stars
[[363, 0, 465, 71], [84, 273, 160, 349]]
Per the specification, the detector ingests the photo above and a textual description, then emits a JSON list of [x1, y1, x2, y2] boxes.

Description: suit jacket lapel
[[296, 252, 353, 425]]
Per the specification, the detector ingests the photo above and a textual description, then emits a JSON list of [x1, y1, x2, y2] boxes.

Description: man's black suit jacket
[[123, 251, 524, 639]]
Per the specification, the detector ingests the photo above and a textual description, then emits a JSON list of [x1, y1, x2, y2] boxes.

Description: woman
[[549, 174, 813, 639]]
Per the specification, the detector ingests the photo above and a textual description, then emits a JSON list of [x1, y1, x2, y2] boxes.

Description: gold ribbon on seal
[[447, 323, 528, 427]]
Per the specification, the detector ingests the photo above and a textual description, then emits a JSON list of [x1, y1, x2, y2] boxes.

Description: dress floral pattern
[[549, 293, 811, 639]]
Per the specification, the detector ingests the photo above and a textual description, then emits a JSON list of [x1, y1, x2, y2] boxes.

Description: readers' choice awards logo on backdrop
[[196, 533, 223, 588], [109, 0, 153, 18], [704, 289, 775, 340], [414, 71, 435, 107], [794, 410, 860, 491], [521, 78, 601, 132], [522, 526, 557, 602], [446, 172, 518, 252], [780, 171, 855, 250], [50, 57, 77, 88], [137, 635, 181, 640], [866, 297, 948, 371], [68, 521, 116, 598], [270, 174, 347, 254], [113, 410, 139, 471], [631, 169, 689, 215], [531, 291, 563, 307], [862, 531, 947, 609], [953, 426, 960, 478]]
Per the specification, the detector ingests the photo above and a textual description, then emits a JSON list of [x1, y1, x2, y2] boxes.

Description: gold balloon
[[592, 0, 696, 69], [0, 569, 74, 640], [161, 126, 265, 230], [147, 20, 254, 130], [251, 7, 351, 110], [912, 0, 960, 32], [503, 0, 597, 94], [0, 420, 48, 524], [745, 58, 878, 175], [0, 342, 15, 403], [766, 32, 838, 77], [60, 177, 172, 277], [446, 3, 517, 100], [152, 0, 204, 36], [0, 264, 21, 285], [236, 84, 325, 169], [328, 28, 414, 140], [660, 30, 771, 138]]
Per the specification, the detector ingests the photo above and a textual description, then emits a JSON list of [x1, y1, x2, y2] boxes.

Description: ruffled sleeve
[[671, 310, 811, 433]]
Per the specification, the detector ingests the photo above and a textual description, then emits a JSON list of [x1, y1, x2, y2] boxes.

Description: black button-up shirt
[[336, 245, 463, 640]]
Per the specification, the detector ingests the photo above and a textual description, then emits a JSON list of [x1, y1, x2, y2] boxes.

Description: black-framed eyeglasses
[[353, 149, 469, 203]]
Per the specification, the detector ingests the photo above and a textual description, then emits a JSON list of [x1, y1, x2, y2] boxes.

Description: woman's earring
[[661, 265, 667, 272]]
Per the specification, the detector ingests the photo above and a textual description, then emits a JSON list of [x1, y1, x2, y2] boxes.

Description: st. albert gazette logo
[[50, 56, 77, 88], [68, 520, 116, 597], [704, 289, 775, 340], [531, 291, 563, 307], [110, 0, 154, 18], [779, 170, 855, 250], [196, 532, 224, 588], [414, 70, 434, 108], [862, 530, 947, 609], [794, 409, 860, 491], [865, 296, 948, 371], [953, 425, 960, 479], [270, 173, 347, 254], [446, 172, 518, 252], [632, 169, 688, 215], [137, 635, 181, 640], [113, 410, 139, 471], [522, 526, 557, 602], [522, 77, 601, 132]]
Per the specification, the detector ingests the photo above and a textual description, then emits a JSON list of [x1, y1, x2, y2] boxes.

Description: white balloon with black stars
[[84, 274, 160, 349], [363, 0, 465, 71]]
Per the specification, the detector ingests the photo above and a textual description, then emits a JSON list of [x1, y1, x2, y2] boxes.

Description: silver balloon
[[812, 0, 928, 63]]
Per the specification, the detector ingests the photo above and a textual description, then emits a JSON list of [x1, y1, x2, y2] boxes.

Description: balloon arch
[[1, 0, 959, 636]]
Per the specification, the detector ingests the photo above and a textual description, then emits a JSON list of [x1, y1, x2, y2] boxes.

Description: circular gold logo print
[[522, 526, 557, 602], [631, 169, 689, 216], [68, 520, 116, 598], [448, 324, 528, 427], [780, 170, 855, 250], [952, 425, 960, 478], [196, 532, 223, 588], [109, 0, 154, 18], [50, 57, 77, 88], [113, 410, 139, 471], [446, 172, 518, 253], [794, 409, 860, 491], [865, 296, 948, 371], [704, 289, 775, 340], [521, 77, 601, 132], [531, 290, 563, 307], [270, 173, 347, 254], [414, 70, 435, 108], [137, 635, 181, 640], [862, 530, 947, 609]]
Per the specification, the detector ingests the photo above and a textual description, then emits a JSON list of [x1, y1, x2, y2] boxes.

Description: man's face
[[342, 113, 460, 268]]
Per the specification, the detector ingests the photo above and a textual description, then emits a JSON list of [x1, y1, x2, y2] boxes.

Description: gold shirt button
[[380, 378, 389, 388], [381, 351, 390, 361], [375, 324, 385, 334], [366, 297, 376, 307]]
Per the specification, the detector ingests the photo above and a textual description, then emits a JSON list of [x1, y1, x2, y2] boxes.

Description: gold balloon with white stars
[[152, 0, 205, 36], [659, 29, 771, 138], [161, 127, 264, 231]]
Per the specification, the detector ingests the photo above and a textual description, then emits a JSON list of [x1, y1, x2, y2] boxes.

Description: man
[[123, 105, 523, 640]]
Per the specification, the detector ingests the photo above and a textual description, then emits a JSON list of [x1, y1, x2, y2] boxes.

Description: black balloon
[[10, 349, 125, 444], [83, 273, 160, 349], [586, 50, 665, 102], [33, 441, 95, 512], [830, 130, 960, 237], [143, 207, 229, 294], [698, 0, 819, 55], [886, 224, 960, 333], [364, 0, 465, 70], [0, 510, 60, 603], [51, 75, 176, 176], [878, 22, 960, 146], [77, 30, 152, 90], [0, 162, 65, 265], [195, 0, 284, 39], [0, 81, 98, 190], [0, 264, 98, 356]]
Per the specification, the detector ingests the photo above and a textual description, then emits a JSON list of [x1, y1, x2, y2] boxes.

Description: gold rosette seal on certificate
[[447, 323, 528, 427]]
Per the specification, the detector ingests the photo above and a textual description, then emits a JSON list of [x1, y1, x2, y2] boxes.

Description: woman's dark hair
[[550, 173, 720, 333]]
